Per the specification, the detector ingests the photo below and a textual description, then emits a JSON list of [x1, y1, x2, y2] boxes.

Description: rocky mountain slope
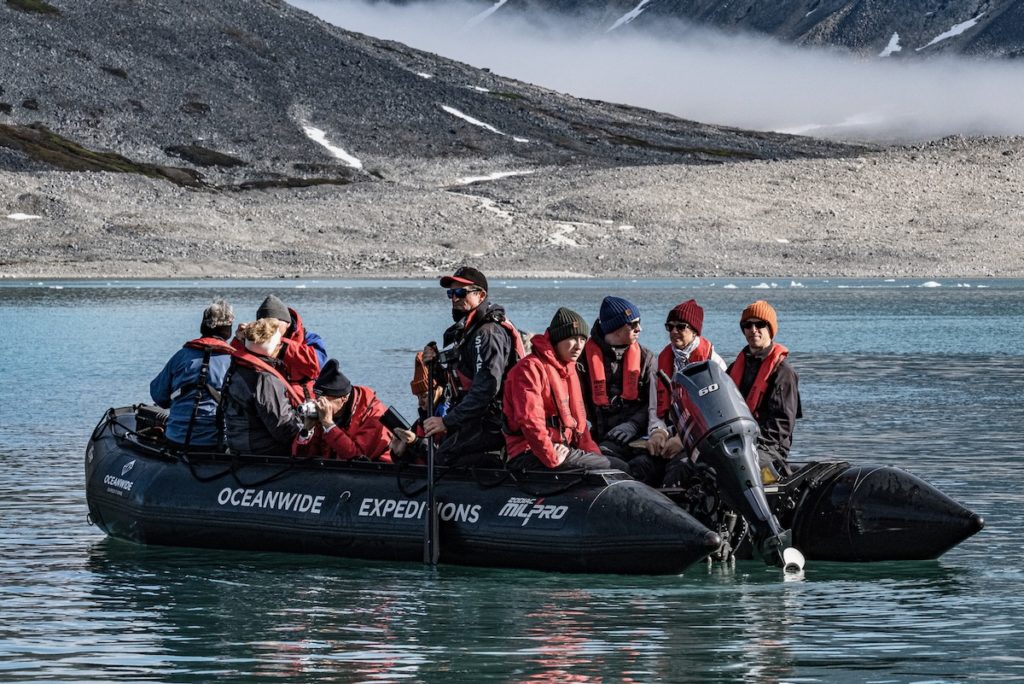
[[0, 0, 857, 190], [1, 0, 1021, 280], [506, 0, 1024, 58]]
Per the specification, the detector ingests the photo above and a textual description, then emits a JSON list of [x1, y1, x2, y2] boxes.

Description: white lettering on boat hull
[[357, 498, 481, 524], [217, 487, 325, 515]]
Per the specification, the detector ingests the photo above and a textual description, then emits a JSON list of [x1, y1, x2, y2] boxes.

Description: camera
[[296, 401, 319, 420], [436, 342, 460, 368]]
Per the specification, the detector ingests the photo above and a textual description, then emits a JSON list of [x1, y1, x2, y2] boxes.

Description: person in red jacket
[[234, 295, 326, 398], [503, 308, 629, 473], [293, 359, 392, 462]]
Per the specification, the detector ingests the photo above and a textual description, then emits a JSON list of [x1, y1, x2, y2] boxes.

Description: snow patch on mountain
[[441, 105, 529, 143], [302, 125, 363, 169], [879, 33, 902, 57], [608, 0, 653, 32], [917, 14, 985, 51], [466, 0, 508, 28]]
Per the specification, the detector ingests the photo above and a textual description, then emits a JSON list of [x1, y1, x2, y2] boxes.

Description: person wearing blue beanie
[[578, 295, 656, 464], [599, 296, 641, 335]]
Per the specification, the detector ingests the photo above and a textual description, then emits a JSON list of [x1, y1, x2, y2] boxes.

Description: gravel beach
[[2, 135, 1021, 280]]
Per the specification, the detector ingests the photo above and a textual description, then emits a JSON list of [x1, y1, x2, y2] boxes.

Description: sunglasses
[[664, 322, 693, 333], [741, 320, 769, 331], [446, 287, 481, 299], [627, 321, 642, 331]]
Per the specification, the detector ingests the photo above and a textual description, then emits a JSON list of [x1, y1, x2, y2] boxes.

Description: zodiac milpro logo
[[498, 496, 568, 526]]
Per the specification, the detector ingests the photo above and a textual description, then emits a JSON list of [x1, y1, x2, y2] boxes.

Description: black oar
[[424, 361, 439, 566]]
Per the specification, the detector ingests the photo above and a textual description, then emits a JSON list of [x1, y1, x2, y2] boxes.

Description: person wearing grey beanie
[[238, 295, 327, 396], [547, 306, 589, 345]]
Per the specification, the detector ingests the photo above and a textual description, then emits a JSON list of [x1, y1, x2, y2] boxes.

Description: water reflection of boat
[[85, 407, 720, 575]]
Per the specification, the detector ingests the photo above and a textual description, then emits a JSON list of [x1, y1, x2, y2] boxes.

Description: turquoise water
[[1, 278, 1022, 682]]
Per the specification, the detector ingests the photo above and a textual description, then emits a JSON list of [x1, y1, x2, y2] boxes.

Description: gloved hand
[[606, 420, 639, 445]]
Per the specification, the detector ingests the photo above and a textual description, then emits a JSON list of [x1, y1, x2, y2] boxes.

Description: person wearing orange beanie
[[726, 300, 802, 479]]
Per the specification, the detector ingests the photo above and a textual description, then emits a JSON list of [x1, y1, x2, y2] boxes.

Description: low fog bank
[[292, 0, 1024, 143]]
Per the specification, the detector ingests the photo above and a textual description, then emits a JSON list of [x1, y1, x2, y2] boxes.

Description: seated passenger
[[577, 296, 656, 463], [390, 351, 448, 463], [149, 299, 235, 449], [503, 308, 630, 473], [234, 295, 327, 397], [220, 318, 304, 455], [293, 359, 392, 462], [632, 298, 726, 486], [728, 300, 802, 480]]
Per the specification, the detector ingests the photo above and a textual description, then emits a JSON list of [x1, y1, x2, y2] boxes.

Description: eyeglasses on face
[[664, 322, 693, 333], [741, 320, 769, 331], [446, 287, 481, 299], [627, 321, 642, 331]]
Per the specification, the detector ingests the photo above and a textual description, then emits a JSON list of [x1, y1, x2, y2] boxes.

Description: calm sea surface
[[1, 278, 1022, 683]]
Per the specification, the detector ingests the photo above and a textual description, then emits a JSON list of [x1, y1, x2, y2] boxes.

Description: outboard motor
[[669, 361, 803, 570]]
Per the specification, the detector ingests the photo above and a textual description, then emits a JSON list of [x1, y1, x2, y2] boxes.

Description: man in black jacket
[[422, 266, 524, 465], [727, 299, 802, 480]]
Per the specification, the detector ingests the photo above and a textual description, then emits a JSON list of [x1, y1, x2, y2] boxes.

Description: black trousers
[[508, 448, 630, 474], [435, 419, 506, 468]]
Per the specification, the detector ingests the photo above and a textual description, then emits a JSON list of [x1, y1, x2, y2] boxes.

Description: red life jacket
[[174, 337, 238, 448], [542, 354, 588, 444], [293, 386, 392, 462], [584, 338, 640, 406], [453, 308, 527, 391], [655, 337, 713, 416], [231, 350, 306, 408], [728, 343, 789, 417], [503, 332, 597, 465], [183, 336, 236, 354], [230, 333, 316, 400]]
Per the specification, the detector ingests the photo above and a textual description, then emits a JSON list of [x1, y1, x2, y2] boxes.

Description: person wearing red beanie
[[727, 300, 802, 480], [629, 298, 728, 487]]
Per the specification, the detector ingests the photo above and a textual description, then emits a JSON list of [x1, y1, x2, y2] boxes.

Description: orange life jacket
[[655, 337, 713, 416], [728, 343, 789, 417], [584, 338, 640, 406]]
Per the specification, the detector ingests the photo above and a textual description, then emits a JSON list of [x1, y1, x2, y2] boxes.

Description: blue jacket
[[305, 330, 328, 368], [150, 340, 234, 446]]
